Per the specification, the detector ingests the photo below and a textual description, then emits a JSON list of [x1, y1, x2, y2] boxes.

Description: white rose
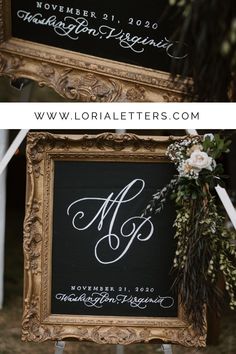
[[186, 150, 214, 171]]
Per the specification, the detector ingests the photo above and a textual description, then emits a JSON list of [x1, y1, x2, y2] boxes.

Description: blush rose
[[186, 150, 215, 171]]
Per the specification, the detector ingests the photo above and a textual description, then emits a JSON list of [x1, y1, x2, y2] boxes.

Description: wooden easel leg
[[116, 345, 124, 354], [10, 78, 34, 102], [54, 341, 65, 354], [161, 344, 173, 354], [0, 130, 8, 309]]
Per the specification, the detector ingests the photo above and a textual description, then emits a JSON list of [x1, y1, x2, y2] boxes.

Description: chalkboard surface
[[52, 160, 177, 317], [11, 0, 188, 72]]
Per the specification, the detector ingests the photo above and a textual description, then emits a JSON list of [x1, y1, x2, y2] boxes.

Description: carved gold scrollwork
[[181, 326, 206, 347], [126, 85, 146, 101], [40, 62, 55, 78], [0, 52, 24, 81], [81, 132, 143, 151], [162, 93, 183, 102], [23, 199, 42, 273], [0, 53, 5, 71], [55, 70, 122, 102], [26, 132, 176, 154], [91, 327, 139, 345], [22, 296, 42, 342], [0, 38, 188, 101]]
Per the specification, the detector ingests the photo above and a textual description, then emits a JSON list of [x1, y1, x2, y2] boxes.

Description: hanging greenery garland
[[143, 134, 236, 333]]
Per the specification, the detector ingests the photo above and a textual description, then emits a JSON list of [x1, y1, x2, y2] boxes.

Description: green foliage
[[143, 134, 236, 332], [202, 134, 232, 159], [174, 194, 236, 327], [142, 178, 178, 216]]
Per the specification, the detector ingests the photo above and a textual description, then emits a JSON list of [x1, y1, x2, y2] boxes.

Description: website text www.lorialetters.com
[[33, 110, 200, 122]]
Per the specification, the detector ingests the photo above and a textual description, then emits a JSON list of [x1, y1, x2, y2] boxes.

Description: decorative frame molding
[[0, 1, 189, 101], [22, 132, 206, 346]]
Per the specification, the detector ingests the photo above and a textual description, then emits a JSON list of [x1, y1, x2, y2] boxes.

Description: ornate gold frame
[[22, 132, 206, 346], [0, 1, 189, 101]]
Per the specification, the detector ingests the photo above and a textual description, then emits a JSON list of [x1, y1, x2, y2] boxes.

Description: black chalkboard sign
[[52, 160, 177, 317], [23, 133, 204, 346], [11, 0, 188, 72]]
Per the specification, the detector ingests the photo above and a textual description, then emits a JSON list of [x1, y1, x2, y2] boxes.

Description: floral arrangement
[[143, 134, 236, 332]]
